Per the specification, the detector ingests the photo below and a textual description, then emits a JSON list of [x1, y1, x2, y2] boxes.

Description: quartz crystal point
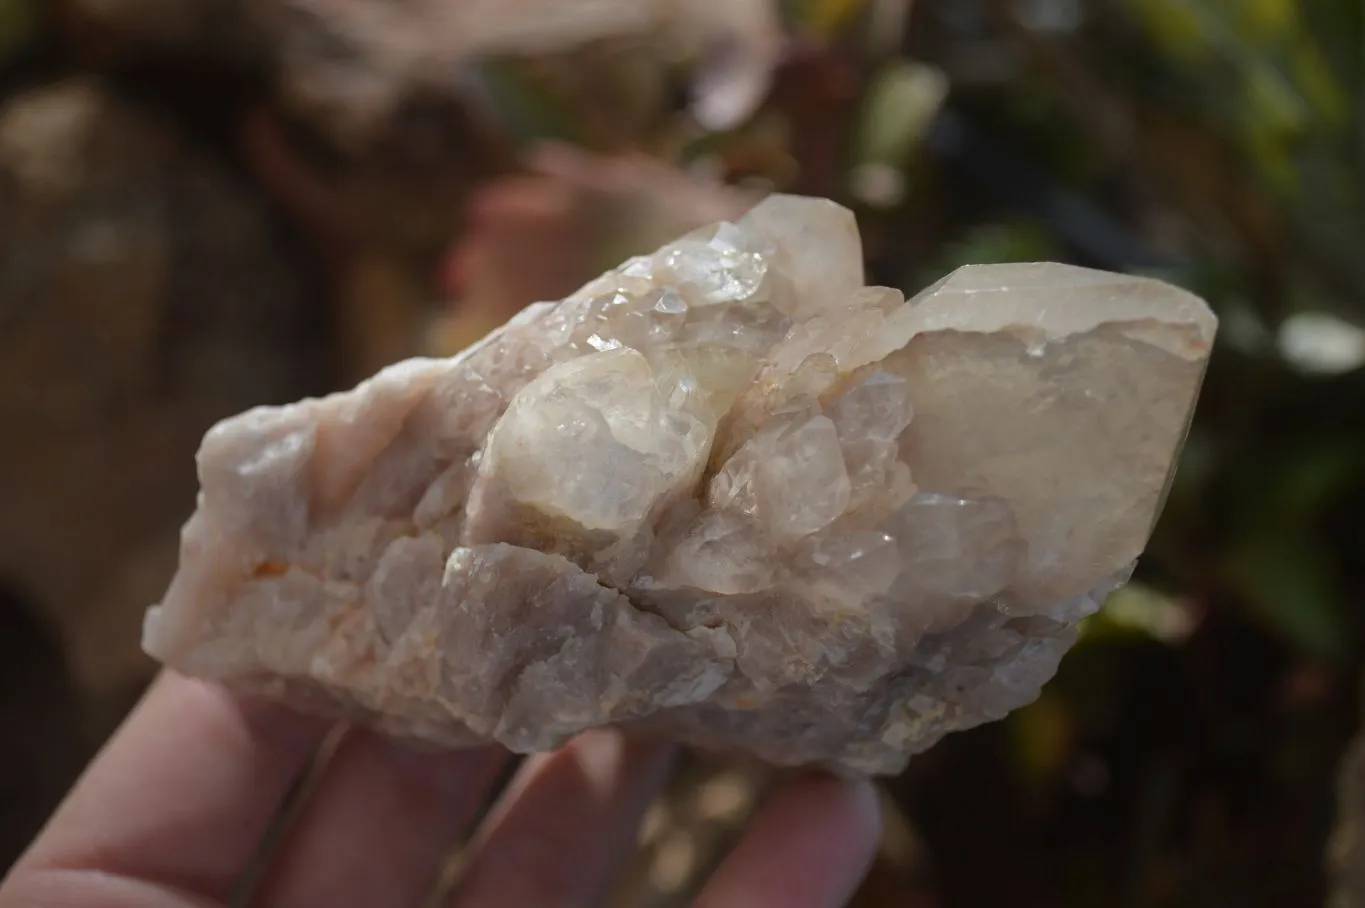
[[143, 195, 1216, 775]]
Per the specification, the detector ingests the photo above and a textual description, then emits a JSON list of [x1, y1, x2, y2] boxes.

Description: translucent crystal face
[[144, 194, 1217, 775], [483, 349, 711, 533]]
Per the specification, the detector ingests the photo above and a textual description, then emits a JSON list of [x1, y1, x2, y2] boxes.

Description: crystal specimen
[[143, 195, 1216, 775]]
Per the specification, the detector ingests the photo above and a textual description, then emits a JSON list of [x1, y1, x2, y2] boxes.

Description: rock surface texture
[[144, 195, 1216, 774]]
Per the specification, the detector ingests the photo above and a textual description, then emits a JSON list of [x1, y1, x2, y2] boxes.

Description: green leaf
[[782, 0, 867, 36], [1289, 39, 1351, 128], [466, 58, 586, 150], [1271, 441, 1365, 519], [1237, 0, 1298, 41], [933, 222, 1060, 269], [0, 0, 38, 65], [847, 60, 947, 207], [1126, 0, 1211, 61], [853, 60, 947, 166], [1222, 534, 1347, 663], [1084, 583, 1196, 645]]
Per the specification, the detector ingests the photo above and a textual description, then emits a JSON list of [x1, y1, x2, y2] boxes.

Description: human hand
[[0, 671, 881, 907]]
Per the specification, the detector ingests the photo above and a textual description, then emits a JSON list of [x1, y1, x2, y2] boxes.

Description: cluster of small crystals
[[144, 196, 1215, 774]]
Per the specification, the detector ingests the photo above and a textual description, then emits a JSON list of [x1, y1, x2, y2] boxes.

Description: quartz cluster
[[143, 195, 1216, 774]]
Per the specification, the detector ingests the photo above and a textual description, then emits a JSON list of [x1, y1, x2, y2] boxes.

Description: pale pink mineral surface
[[144, 195, 1216, 775]]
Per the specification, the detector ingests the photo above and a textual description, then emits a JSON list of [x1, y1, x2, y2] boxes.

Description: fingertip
[[776, 771, 884, 874], [694, 770, 883, 908], [838, 772, 884, 847]]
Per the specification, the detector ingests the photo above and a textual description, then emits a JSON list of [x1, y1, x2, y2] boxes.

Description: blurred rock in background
[[0, 78, 321, 705], [1, 0, 1363, 905]]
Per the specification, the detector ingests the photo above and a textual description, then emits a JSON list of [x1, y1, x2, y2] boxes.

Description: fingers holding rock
[[446, 729, 677, 908]]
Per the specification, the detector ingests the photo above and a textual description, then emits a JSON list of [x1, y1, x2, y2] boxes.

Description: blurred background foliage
[[1, 0, 1362, 905]]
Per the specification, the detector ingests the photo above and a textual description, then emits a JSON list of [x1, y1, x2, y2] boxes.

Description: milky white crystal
[[143, 195, 1216, 775]]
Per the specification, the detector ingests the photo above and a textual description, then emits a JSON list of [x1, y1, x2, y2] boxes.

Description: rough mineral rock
[[144, 195, 1216, 775]]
